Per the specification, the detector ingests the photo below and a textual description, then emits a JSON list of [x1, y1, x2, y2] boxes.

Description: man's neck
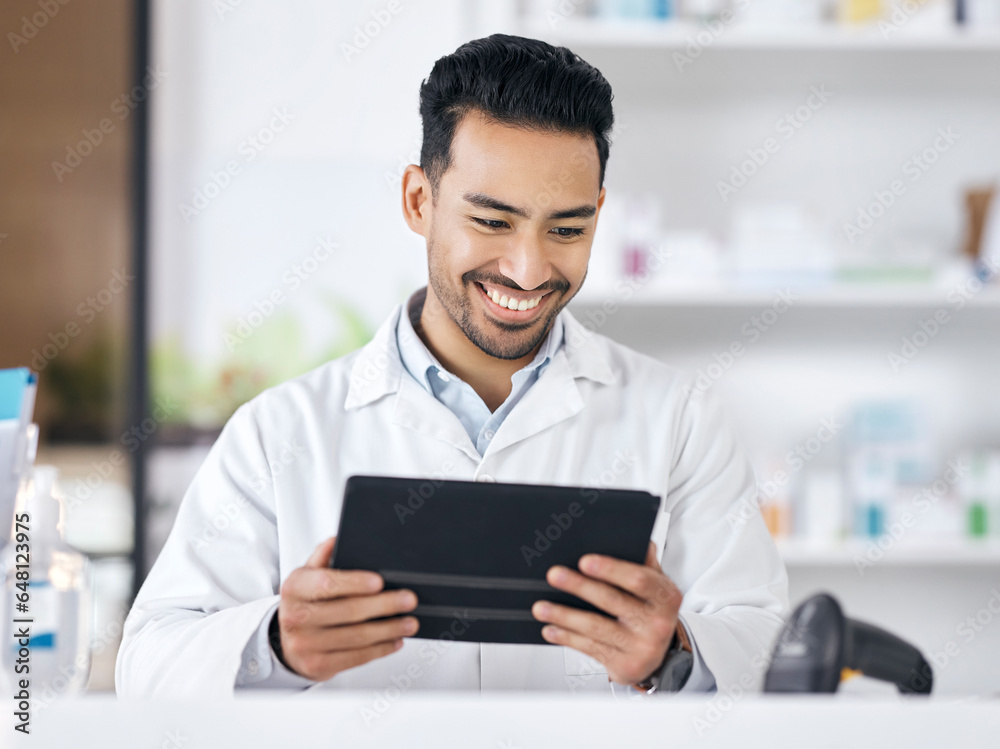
[[414, 287, 544, 412]]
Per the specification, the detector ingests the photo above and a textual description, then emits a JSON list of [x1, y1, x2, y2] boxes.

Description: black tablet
[[329, 475, 661, 645]]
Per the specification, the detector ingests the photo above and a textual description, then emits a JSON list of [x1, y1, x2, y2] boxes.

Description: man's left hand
[[531, 542, 684, 688]]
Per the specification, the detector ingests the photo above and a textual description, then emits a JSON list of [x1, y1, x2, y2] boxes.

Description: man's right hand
[[275, 535, 420, 681]]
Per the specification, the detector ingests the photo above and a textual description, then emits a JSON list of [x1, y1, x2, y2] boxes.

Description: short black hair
[[418, 34, 615, 199]]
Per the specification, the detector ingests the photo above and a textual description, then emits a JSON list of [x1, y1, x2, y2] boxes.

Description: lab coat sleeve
[[661, 379, 790, 693], [675, 613, 716, 693], [236, 600, 317, 689], [115, 400, 307, 698]]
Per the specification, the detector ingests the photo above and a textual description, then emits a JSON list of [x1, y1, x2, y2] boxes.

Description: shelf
[[776, 538, 1000, 566], [524, 18, 1000, 51], [570, 282, 1000, 309]]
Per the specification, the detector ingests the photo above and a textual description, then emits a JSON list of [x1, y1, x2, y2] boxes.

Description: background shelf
[[524, 18, 1000, 51], [571, 282, 1000, 308], [776, 538, 1000, 566]]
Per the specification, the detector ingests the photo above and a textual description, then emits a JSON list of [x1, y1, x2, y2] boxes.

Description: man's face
[[421, 112, 605, 360]]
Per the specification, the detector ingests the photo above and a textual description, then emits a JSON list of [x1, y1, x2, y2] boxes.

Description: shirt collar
[[396, 286, 564, 396], [345, 287, 616, 411]]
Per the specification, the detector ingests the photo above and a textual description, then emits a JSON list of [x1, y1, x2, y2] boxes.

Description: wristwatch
[[634, 629, 694, 694]]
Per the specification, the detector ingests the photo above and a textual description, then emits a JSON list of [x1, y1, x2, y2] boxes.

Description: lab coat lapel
[[484, 309, 617, 457], [392, 374, 481, 462], [484, 348, 584, 457]]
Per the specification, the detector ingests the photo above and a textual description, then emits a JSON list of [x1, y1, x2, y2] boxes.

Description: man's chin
[[464, 309, 555, 360]]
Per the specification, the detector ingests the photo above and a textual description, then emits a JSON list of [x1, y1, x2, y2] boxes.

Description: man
[[116, 34, 788, 698]]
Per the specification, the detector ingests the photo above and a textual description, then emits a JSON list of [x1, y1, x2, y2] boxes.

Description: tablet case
[[329, 475, 661, 645]]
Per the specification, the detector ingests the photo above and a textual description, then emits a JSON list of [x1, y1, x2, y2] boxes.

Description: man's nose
[[497, 232, 552, 292]]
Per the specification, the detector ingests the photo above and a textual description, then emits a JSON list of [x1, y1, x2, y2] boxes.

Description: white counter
[[5, 692, 998, 748]]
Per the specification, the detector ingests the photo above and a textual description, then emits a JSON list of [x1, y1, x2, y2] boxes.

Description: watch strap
[[267, 609, 288, 667], [635, 629, 693, 694]]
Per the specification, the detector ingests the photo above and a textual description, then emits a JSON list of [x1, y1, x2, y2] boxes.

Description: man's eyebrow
[[462, 192, 596, 221]]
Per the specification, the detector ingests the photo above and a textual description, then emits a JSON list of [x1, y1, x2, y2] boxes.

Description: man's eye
[[551, 227, 585, 238], [472, 217, 509, 230]]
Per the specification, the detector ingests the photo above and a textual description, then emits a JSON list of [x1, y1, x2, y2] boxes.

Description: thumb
[[645, 541, 661, 570], [305, 535, 337, 568]]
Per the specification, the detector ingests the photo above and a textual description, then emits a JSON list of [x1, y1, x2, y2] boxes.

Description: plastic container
[[1, 466, 93, 698]]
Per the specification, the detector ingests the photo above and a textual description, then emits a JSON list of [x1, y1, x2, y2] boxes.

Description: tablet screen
[[329, 475, 661, 645]]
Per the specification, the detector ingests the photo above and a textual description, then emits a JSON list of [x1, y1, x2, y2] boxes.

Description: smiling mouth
[[476, 281, 550, 312]]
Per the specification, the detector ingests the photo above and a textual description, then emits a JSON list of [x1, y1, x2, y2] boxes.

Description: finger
[[546, 564, 642, 620], [282, 567, 383, 605], [305, 536, 337, 568], [539, 625, 619, 665], [303, 638, 404, 681], [575, 553, 665, 603], [319, 616, 419, 653], [531, 599, 625, 648], [302, 589, 419, 629]]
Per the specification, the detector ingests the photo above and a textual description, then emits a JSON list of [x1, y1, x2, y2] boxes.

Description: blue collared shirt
[[396, 287, 564, 457]]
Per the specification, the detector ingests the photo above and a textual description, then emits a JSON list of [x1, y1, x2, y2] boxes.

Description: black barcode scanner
[[764, 593, 933, 695]]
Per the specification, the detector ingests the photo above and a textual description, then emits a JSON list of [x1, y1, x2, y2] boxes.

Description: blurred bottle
[[838, 0, 883, 24], [990, 451, 1000, 537], [758, 459, 792, 538], [679, 0, 729, 21], [959, 449, 1000, 538], [796, 470, 846, 543], [621, 194, 661, 282], [2, 466, 93, 697], [962, 452, 990, 537], [844, 401, 935, 539], [959, 0, 1000, 27]]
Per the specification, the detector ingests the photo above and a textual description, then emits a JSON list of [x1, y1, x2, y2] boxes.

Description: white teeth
[[483, 285, 543, 311]]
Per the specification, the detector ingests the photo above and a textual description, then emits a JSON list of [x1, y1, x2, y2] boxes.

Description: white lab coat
[[115, 299, 789, 699]]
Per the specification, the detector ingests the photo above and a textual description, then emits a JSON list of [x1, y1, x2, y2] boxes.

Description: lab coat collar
[[344, 293, 617, 412]]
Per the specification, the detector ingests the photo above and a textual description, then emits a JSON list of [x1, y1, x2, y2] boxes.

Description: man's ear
[[402, 164, 432, 237], [592, 186, 606, 233]]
